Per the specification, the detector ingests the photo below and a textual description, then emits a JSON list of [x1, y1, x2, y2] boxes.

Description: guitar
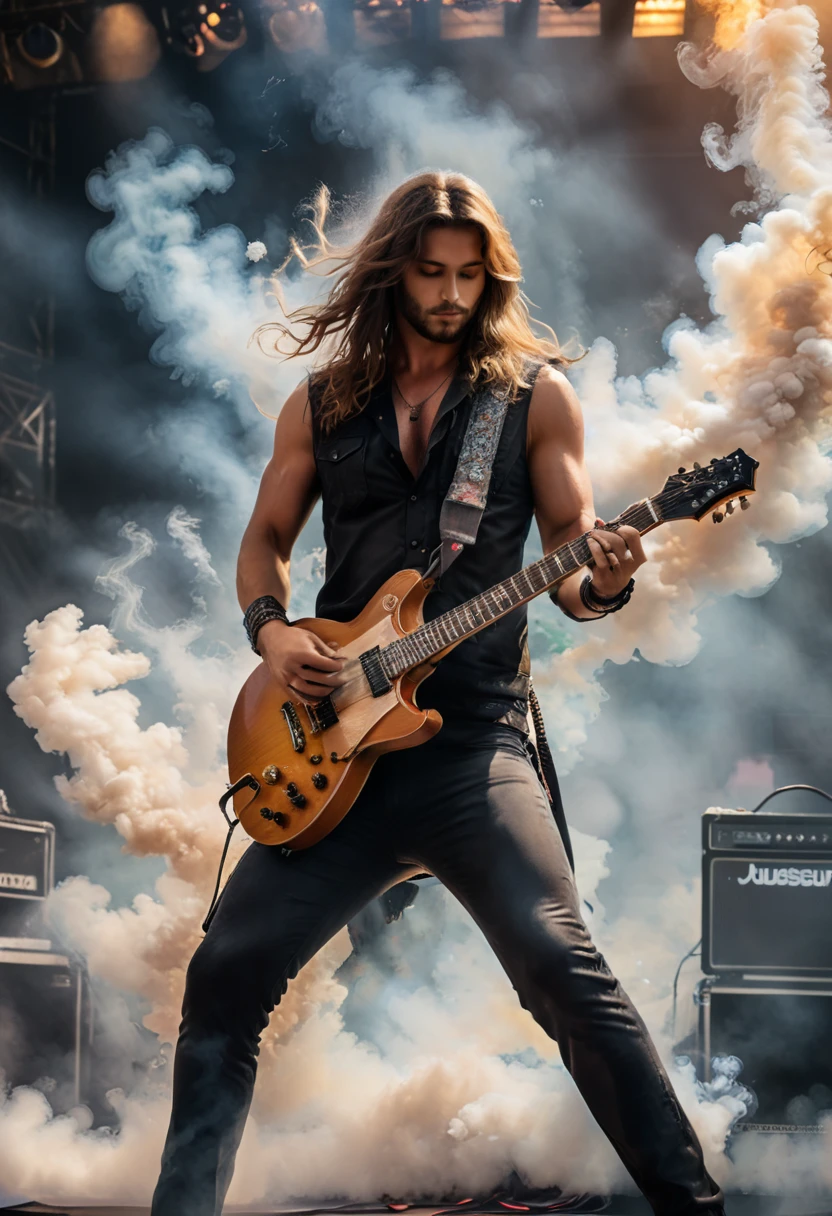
[[225, 449, 759, 848]]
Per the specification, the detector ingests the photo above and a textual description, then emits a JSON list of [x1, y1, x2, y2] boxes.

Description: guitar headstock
[[655, 448, 759, 523]]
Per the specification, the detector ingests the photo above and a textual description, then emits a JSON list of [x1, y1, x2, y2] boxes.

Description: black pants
[[151, 722, 724, 1216]]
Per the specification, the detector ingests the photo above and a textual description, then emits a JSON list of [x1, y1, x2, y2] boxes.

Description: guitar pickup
[[304, 696, 339, 733], [281, 701, 306, 752], [360, 646, 393, 698]]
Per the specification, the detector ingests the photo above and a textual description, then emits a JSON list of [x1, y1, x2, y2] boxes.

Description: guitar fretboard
[[379, 497, 660, 678]]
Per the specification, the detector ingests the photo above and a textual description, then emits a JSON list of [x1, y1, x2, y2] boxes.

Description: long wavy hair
[[253, 170, 582, 433]]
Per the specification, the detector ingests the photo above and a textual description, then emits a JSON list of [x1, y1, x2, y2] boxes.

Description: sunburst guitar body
[[226, 448, 759, 851], [227, 568, 443, 848]]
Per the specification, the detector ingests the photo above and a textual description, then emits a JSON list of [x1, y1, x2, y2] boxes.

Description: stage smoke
[[5, 0, 832, 1207]]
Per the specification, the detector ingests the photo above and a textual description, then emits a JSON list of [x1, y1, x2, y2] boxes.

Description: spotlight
[[165, 0, 247, 65], [354, 0, 410, 45], [4, 16, 83, 88], [16, 23, 64, 68], [88, 4, 161, 81], [264, 0, 325, 54]]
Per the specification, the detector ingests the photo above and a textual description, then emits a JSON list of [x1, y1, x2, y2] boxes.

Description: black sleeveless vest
[[309, 367, 544, 733]]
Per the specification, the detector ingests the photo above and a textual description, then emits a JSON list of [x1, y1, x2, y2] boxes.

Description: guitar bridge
[[303, 696, 339, 733], [281, 701, 306, 752]]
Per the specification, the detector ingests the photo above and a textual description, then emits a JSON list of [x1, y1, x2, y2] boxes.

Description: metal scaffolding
[[0, 99, 57, 528]]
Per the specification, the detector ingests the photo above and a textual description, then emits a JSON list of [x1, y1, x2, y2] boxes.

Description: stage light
[[354, 0, 410, 46], [440, 0, 505, 42], [16, 22, 64, 68], [633, 0, 686, 37], [88, 4, 161, 81], [264, 0, 326, 54], [165, 0, 248, 66], [538, 0, 600, 37], [4, 17, 83, 87]]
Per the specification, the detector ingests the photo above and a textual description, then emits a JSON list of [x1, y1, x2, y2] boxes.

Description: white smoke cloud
[[84, 128, 301, 421], [3, 585, 746, 1206], [246, 239, 268, 262], [5, 0, 832, 1208], [166, 506, 222, 585], [533, 1, 832, 767]]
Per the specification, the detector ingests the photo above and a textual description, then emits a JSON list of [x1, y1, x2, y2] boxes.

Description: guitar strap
[[204, 369, 570, 933], [427, 377, 514, 580], [426, 364, 575, 874]]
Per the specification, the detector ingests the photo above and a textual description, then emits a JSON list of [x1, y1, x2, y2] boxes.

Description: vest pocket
[[317, 436, 367, 506]]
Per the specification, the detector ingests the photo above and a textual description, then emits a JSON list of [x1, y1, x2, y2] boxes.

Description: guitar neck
[[380, 496, 662, 677]]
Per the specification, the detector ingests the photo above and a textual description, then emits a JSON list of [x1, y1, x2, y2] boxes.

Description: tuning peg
[[740, 496, 750, 511], [693, 462, 701, 470], [711, 458, 719, 465], [725, 501, 735, 515], [712, 511, 724, 523], [677, 467, 686, 474]]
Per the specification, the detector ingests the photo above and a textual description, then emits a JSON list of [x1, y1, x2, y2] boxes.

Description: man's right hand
[[256, 620, 346, 702]]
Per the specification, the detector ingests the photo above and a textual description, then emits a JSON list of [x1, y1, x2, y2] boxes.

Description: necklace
[[393, 367, 456, 422]]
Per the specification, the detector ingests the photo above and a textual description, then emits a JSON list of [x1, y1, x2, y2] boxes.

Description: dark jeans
[[151, 722, 724, 1216]]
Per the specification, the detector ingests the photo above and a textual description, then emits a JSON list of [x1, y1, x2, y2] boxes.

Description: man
[[151, 172, 725, 1216]]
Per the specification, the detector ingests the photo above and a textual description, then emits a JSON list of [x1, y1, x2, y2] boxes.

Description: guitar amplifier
[[702, 808, 832, 976], [697, 977, 832, 1131], [0, 942, 91, 1112], [0, 815, 56, 938]]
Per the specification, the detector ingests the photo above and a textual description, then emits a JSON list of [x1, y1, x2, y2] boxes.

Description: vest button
[[410, 494, 417, 502], [409, 539, 419, 548], [331, 452, 339, 460]]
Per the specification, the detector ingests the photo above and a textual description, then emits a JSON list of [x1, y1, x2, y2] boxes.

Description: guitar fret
[[379, 493, 669, 679]]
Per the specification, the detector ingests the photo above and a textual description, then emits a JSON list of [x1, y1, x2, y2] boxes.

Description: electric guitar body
[[227, 568, 445, 849], [226, 448, 760, 852]]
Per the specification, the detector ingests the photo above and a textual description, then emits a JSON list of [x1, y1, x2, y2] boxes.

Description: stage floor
[[4, 1200, 832, 1216]]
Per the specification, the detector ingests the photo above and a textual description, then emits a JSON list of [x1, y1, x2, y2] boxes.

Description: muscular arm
[[236, 382, 320, 612], [236, 382, 346, 698], [527, 365, 644, 620]]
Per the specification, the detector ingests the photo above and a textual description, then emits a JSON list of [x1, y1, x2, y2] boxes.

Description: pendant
[[409, 408, 420, 422]]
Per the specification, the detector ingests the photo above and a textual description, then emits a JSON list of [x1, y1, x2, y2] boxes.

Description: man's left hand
[[586, 520, 647, 599]]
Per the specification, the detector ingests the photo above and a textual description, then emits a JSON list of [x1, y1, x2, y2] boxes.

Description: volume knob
[[311, 772, 328, 790], [262, 765, 282, 785]]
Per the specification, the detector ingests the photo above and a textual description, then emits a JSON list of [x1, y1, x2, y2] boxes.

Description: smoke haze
[[3, 0, 832, 1207]]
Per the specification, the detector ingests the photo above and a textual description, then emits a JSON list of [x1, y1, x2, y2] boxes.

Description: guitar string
[[380, 477, 749, 674], [386, 503, 660, 669]]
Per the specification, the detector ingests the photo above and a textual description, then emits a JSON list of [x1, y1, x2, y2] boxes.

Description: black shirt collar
[[370, 373, 473, 456]]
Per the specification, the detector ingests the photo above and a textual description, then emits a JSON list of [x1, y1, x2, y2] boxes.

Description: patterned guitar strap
[[426, 377, 512, 580], [424, 368, 575, 874]]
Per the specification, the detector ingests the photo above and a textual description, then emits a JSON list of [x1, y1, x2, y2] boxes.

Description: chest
[[314, 390, 533, 530], [395, 399, 443, 480]]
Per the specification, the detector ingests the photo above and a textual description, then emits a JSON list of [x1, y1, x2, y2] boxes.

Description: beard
[[396, 283, 474, 345]]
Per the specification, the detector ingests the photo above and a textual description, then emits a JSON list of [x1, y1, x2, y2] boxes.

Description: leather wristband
[[548, 584, 588, 624], [580, 573, 635, 615], [549, 574, 635, 622], [244, 595, 290, 655]]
